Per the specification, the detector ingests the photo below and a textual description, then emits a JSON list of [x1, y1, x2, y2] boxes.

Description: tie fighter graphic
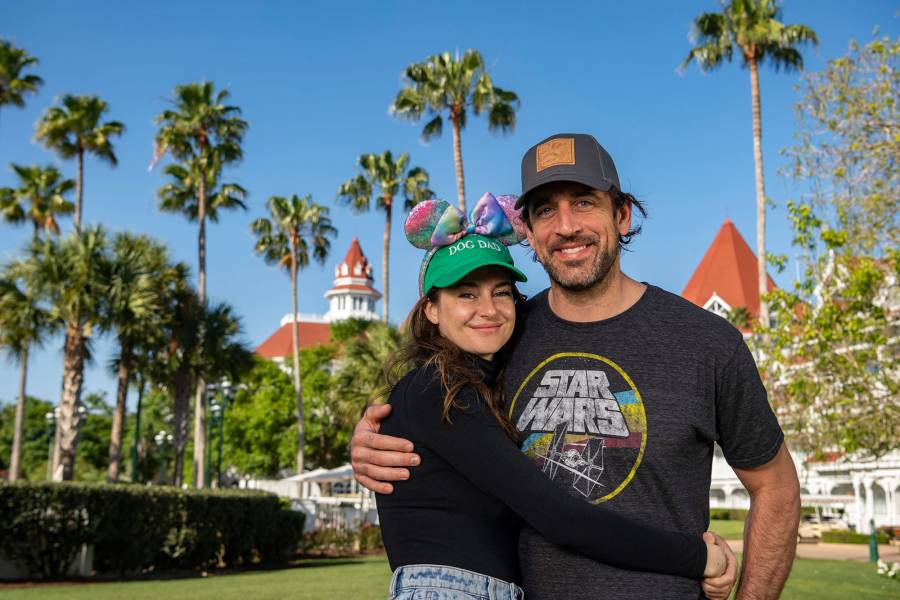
[[538, 422, 606, 497]]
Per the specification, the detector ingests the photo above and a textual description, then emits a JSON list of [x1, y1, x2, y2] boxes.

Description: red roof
[[255, 321, 332, 358], [343, 238, 365, 272], [329, 283, 381, 293], [681, 220, 776, 320]]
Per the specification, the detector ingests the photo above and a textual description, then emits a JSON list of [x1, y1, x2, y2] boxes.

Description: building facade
[[684, 220, 899, 532], [255, 238, 381, 366]]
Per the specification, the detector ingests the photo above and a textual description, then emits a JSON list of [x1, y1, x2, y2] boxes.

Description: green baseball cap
[[420, 233, 527, 296]]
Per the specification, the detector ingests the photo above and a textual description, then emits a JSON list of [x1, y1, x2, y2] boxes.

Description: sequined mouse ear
[[405, 199, 451, 249], [493, 194, 527, 245]]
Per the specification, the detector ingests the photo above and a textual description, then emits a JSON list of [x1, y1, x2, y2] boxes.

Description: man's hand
[[701, 531, 738, 600], [733, 443, 801, 600], [350, 404, 420, 494]]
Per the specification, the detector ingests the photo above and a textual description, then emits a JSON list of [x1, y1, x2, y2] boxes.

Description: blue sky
[[1, 1, 897, 407]]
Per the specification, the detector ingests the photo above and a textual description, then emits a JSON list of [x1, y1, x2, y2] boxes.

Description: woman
[[376, 195, 733, 600]]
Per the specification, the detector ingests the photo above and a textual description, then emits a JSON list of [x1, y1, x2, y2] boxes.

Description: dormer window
[[703, 293, 731, 319]]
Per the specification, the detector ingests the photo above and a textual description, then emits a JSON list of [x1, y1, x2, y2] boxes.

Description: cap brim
[[429, 260, 528, 292], [516, 172, 614, 209]]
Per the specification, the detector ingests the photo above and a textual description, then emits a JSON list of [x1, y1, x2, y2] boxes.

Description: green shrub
[[0, 482, 304, 578], [299, 524, 383, 557], [358, 524, 384, 553], [0, 482, 99, 578], [822, 530, 890, 545], [709, 508, 748, 521]]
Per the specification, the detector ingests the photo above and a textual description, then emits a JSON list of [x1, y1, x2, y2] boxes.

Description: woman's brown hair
[[384, 285, 526, 441]]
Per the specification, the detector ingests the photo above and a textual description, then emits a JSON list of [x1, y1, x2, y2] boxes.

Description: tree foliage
[[756, 38, 899, 459], [784, 35, 899, 254], [0, 164, 75, 238], [223, 351, 349, 477], [681, 0, 817, 74], [0, 39, 42, 114], [391, 49, 518, 211], [35, 94, 124, 230], [0, 396, 54, 480]]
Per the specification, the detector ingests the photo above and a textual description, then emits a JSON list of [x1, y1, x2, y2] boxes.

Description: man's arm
[[350, 404, 419, 494], [733, 443, 801, 600]]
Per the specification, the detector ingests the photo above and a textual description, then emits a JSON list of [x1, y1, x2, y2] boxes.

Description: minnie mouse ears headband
[[404, 192, 528, 296], [404, 192, 526, 249]]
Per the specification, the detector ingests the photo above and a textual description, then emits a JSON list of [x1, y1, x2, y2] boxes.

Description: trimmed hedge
[[299, 524, 384, 558], [822, 530, 890, 545], [0, 482, 304, 578], [709, 508, 749, 521]]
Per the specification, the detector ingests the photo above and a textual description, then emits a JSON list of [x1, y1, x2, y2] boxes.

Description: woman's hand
[[702, 532, 738, 600]]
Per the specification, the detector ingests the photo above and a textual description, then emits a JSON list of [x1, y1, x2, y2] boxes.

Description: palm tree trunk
[[290, 244, 304, 475], [75, 146, 84, 231], [451, 113, 466, 213], [193, 164, 207, 488], [107, 346, 131, 482], [749, 57, 769, 328], [9, 346, 29, 481], [56, 323, 86, 481], [382, 197, 392, 323]]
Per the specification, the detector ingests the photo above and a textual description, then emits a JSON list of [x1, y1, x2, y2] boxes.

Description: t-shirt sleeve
[[716, 339, 785, 469], [402, 374, 707, 580]]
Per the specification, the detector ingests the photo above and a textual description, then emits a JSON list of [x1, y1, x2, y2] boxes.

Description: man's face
[[524, 181, 632, 291]]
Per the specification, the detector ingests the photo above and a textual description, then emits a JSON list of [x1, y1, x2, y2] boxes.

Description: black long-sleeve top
[[375, 359, 707, 584]]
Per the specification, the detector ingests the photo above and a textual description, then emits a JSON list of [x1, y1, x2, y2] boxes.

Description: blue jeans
[[388, 564, 525, 600]]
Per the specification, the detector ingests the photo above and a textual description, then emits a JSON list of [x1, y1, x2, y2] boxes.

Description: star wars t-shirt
[[505, 285, 784, 600]]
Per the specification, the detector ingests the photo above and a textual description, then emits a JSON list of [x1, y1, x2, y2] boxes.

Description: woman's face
[[424, 266, 516, 360]]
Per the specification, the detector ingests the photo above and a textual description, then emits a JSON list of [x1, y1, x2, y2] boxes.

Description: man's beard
[[536, 236, 619, 292]]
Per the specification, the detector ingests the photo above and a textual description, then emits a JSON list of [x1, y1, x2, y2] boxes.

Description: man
[[352, 133, 800, 599]]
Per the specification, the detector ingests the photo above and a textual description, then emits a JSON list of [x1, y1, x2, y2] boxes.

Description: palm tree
[[102, 233, 170, 482], [158, 154, 248, 224], [0, 164, 75, 239], [251, 195, 335, 474], [153, 81, 247, 488], [334, 321, 404, 419], [0, 262, 53, 481], [681, 0, 817, 327], [154, 266, 198, 487], [21, 226, 108, 480], [35, 95, 125, 230], [337, 151, 433, 323], [0, 39, 43, 127], [391, 50, 519, 212]]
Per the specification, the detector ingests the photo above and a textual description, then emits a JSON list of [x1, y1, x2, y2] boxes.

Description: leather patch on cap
[[535, 138, 575, 172]]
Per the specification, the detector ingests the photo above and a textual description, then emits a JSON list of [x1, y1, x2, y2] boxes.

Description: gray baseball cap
[[517, 133, 621, 209]]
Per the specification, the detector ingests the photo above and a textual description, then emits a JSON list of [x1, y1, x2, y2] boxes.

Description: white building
[[255, 238, 381, 364]]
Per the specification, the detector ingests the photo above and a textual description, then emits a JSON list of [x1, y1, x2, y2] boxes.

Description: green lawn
[[782, 557, 897, 599], [708, 518, 745, 540], [2, 555, 897, 599]]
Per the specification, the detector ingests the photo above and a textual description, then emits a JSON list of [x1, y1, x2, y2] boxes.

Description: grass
[[709, 518, 745, 540], [2, 555, 897, 599], [0, 557, 392, 600], [782, 557, 897, 599]]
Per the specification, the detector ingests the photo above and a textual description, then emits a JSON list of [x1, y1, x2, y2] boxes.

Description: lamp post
[[130, 375, 146, 483], [154, 429, 172, 485], [209, 400, 222, 488], [204, 379, 233, 488], [204, 384, 218, 488], [216, 379, 234, 488], [44, 407, 59, 481]]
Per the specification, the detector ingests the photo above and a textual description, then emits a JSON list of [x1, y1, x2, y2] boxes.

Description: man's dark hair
[[520, 185, 648, 250]]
